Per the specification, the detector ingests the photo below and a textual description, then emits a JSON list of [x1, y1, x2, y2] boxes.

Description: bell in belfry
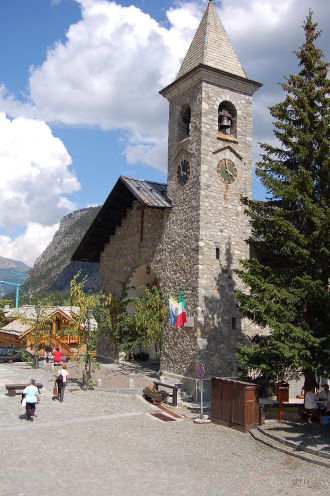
[[218, 108, 233, 133]]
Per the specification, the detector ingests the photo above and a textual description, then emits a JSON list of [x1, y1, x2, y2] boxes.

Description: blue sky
[[0, 0, 329, 266]]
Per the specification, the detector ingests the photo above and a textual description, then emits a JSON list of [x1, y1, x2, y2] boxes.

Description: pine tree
[[235, 11, 329, 383]]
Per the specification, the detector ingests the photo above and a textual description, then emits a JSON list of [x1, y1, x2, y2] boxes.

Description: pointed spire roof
[[177, 1, 247, 80]]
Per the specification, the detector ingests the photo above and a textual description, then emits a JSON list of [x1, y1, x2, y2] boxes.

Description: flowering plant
[[144, 385, 159, 394]]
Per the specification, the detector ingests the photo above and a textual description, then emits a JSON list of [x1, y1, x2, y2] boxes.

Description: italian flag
[[176, 293, 187, 328]]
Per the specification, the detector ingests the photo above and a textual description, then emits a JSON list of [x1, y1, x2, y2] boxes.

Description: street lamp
[[84, 308, 93, 386], [33, 304, 40, 369]]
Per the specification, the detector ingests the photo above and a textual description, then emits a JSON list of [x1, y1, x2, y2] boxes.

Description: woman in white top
[[56, 363, 69, 403], [23, 378, 40, 421], [304, 386, 318, 424]]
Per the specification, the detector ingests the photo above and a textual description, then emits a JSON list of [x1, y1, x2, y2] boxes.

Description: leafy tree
[[235, 11, 329, 384], [13, 303, 54, 368], [69, 274, 100, 389], [0, 298, 11, 327], [128, 286, 167, 365], [105, 286, 167, 365]]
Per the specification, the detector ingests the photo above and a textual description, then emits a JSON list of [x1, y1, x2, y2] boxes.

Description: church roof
[[121, 176, 171, 208], [177, 1, 246, 80], [72, 176, 171, 263]]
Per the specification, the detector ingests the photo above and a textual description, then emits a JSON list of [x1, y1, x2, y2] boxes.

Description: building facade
[[73, 2, 262, 385]]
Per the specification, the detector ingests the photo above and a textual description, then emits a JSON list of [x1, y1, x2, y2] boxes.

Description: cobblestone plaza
[[1, 363, 329, 496]]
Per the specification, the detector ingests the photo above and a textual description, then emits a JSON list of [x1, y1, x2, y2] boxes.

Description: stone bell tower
[[158, 1, 262, 383]]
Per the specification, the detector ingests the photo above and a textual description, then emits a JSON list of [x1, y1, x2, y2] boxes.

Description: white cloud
[[0, 0, 203, 171], [217, 0, 330, 144], [0, 0, 328, 173], [0, 223, 59, 267], [0, 112, 80, 228]]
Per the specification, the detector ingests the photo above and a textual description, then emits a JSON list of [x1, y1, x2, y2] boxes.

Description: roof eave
[[160, 64, 262, 100]]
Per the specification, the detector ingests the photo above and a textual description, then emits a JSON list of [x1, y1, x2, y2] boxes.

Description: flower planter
[[143, 387, 163, 404]]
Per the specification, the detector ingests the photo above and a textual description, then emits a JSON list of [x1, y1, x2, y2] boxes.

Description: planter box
[[143, 388, 163, 404]]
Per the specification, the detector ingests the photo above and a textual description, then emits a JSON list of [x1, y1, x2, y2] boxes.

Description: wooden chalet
[[0, 305, 90, 358]]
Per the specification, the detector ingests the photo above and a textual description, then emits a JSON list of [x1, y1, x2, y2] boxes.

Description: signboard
[[197, 363, 205, 380]]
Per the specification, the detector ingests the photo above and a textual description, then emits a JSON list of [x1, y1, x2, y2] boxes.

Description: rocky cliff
[[29, 207, 101, 293], [0, 256, 31, 296]]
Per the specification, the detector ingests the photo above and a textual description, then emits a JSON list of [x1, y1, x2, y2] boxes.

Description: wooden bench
[[5, 383, 43, 397], [153, 381, 179, 407]]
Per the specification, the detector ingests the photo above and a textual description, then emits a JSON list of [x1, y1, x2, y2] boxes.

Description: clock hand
[[225, 160, 233, 177]]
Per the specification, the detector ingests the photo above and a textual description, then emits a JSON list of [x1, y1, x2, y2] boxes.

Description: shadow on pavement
[[264, 420, 330, 456]]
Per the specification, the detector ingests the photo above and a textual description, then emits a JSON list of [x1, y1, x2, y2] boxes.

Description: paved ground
[[260, 419, 330, 457], [57, 359, 157, 389], [1, 363, 329, 496]]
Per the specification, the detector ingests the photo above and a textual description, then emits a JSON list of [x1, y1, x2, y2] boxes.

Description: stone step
[[257, 425, 330, 460], [250, 428, 330, 468]]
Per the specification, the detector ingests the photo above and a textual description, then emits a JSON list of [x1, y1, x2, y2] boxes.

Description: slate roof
[[121, 176, 171, 208], [72, 176, 171, 263], [177, 1, 247, 80]]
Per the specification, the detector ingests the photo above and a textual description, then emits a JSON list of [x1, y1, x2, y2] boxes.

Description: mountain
[[0, 256, 31, 296], [29, 206, 101, 293]]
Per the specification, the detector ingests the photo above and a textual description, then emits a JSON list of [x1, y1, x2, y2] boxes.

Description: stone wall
[[99, 77, 261, 377], [156, 82, 203, 377], [99, 203, 166, 359], [159, 76, 260, 379], [100, 203, 166, 296], [196, 81, 254, 376]]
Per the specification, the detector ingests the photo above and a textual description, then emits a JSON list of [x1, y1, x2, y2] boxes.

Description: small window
[[232, 317, 237, 330], [179, 104, 191, 141]]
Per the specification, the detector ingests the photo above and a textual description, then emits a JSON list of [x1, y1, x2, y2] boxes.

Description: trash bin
[[276, 382, 289, 402]]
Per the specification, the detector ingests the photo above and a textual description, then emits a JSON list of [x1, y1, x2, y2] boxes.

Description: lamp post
[[33, 304, 40, 369], [84, 308, 93, 387]]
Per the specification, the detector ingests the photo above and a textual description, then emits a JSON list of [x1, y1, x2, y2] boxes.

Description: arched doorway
[[126, 265, 159, 362]]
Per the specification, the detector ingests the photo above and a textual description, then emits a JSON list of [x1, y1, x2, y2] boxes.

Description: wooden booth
[[211, 377, 261, 432]]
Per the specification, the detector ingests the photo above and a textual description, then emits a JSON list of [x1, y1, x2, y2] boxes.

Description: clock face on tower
[[217, 159, 237, 184], [177, 159, 190, 185]]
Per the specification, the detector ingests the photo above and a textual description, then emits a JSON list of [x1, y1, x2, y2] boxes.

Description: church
[[72, 1, 262, 392]]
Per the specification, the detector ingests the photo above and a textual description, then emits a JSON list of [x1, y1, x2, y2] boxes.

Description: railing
[[40, 332, 72, 357]]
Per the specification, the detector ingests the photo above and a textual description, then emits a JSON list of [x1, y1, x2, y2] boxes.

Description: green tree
[[130, 286, 167, 365], [107, 286, 167, 365], [0, 298, 11, 327], [13, 303, 54, 368], [235, 12, 329, 384], [69, 273, 100, 389]]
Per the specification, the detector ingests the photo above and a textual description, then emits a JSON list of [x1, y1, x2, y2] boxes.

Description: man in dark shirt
[[44, 342, 52, 363]]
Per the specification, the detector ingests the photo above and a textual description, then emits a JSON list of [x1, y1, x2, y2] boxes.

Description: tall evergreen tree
[[235, 11, 329, 383]]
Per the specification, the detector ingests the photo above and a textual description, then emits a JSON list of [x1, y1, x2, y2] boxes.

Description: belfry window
[[179, 104, 191, 141], [218, 101, 237, 138]]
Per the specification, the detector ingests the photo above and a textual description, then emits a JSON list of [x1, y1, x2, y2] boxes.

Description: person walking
[[56, 363, 69, 402], [23, 379, 40, 421]]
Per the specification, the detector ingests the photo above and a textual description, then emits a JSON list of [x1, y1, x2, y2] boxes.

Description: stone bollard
[[97, 378, 102, 388], [129, 378, 134, 388]]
